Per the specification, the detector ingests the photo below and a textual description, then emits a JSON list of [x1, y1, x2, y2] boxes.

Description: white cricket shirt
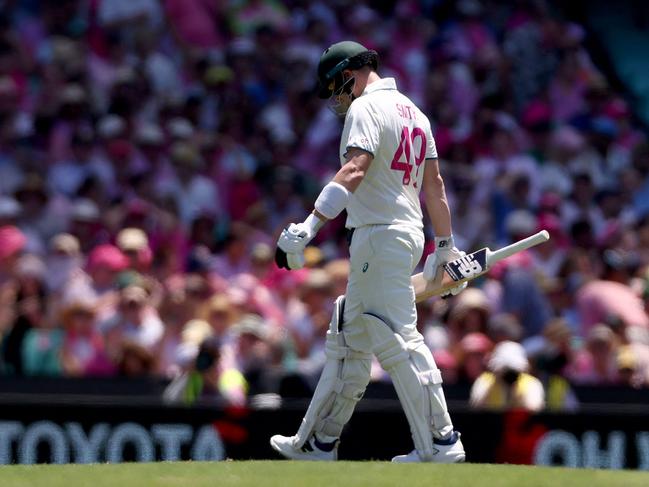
[[340, 77, 437, 230]]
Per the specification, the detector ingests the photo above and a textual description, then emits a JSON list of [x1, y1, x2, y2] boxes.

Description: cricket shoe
[[391, 431, 465, 463], [270, 434, 338, 461]]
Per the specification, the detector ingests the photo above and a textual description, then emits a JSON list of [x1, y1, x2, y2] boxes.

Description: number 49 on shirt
[[390, 126, 426, 187]]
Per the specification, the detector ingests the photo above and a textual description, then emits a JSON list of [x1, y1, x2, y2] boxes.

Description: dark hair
[[347, 50, 379, 72]]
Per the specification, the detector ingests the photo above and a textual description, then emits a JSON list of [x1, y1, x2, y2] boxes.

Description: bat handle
[[487, 230, 550, 265]]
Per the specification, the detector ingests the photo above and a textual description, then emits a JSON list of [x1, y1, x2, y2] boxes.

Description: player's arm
[[421, 157, 467, 295], [275, 148, 373, 270], [422, 158, 452, 238], [312, 147, 372, 220]]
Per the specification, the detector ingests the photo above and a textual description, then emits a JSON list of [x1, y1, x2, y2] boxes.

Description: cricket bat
[[413, 230, 550, 302]]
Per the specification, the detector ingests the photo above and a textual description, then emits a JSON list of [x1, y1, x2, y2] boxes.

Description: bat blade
[[413, 230, 550, 303], [413, 249, 489, 303]]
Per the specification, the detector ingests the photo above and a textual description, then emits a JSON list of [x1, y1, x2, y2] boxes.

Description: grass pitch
[[1, 461, 646, 487]]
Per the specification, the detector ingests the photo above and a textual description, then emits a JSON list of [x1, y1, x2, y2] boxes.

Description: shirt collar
[[361, 77, 397, 96]]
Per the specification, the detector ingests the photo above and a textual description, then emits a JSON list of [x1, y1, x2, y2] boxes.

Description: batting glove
[[423, 235, 468, 297], [275, 215, 323, 270]]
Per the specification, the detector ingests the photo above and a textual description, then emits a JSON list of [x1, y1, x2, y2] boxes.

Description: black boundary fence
[[0, 391, 647, 469]]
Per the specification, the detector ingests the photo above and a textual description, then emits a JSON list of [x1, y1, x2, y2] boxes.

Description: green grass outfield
[[0, 461, 646, 487]]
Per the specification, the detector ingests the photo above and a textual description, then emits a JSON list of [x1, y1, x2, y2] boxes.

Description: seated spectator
[[101, 284, 164, 358], [199, 293, 238, 339], [66, 244, 129, 322], [45, 233, 84, 294], [58, 291, 114, 377], [167, 142, 221, 226], [115, 227, 153, 274], [568, 324, 620, 385], [2, 254, 47, 375], [470, 340, 545, 412], [456, 332, 492, 386]]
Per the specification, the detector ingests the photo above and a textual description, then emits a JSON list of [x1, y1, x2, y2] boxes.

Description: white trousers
[[344, 224, 424, 334]]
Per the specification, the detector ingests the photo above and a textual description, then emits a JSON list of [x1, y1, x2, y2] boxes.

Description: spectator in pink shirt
[[59, 291, 115, 377]]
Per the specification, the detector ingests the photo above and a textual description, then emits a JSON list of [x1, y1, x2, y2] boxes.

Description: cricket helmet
[[316, 41, 378, 99]]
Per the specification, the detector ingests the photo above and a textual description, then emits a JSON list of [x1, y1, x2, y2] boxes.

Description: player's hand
[[275, 222, 316, 270], [277, 222, 317, 254], [423, 236, 468, 297]]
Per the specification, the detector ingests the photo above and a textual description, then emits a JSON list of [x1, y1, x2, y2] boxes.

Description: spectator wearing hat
[[58, 291, 115, 377], [167, 142, 221, 226], [45, 233, 84, 294], [100, 285, 165, 360], [198, 294, 238, 339], [568, 324, 620, 385], [67, 198, 105, 252], [249, 242, 276, 283], [66, 244, 129, 322], [116, 227, 153, 273], [470, 340, 545, 412]]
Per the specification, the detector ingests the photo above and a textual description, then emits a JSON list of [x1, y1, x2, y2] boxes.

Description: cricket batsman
[[270, 41, 466, 463]]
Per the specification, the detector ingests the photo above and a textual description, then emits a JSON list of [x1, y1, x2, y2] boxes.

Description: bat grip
[[487, 230, 550, 265]]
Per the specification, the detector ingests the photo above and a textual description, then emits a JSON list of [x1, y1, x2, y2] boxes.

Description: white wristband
[[314, 182, 351, 220], [304, 213, 324, 236], [435, 235, 454, 250]]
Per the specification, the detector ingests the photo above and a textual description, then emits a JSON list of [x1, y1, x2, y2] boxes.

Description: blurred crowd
[[0, 0, 648, 410]]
